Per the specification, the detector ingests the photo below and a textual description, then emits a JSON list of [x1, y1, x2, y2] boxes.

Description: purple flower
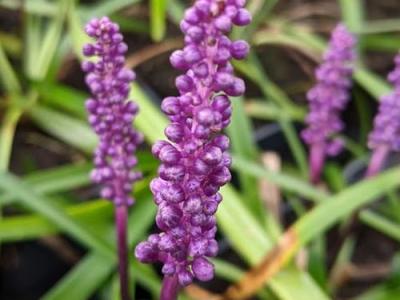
[[365, 54, 400, 177], [135, 0, 251, 287], [368, 54, 400, 151], [82, 17, 143, 207], [301, 24, 356, 182]]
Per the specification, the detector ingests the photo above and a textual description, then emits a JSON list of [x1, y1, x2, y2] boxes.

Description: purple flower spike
[[135, 0, 251, 295], [366, 54, 400, 177], [83, 17, 142, 300], [301, 24, 356, 183], [83, 17, 143, 206]]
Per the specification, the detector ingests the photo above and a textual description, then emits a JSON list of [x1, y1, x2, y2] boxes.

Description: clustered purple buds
[[135, 0, 251, 286], [301, 24, 356, 156], [82, 17, 143, 206], [368, 53, 400, 152]]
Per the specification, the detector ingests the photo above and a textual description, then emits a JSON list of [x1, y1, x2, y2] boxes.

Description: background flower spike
[[83, 16, 143, 300], [301, 24, 356, 183], [367, 53, 400, 177]]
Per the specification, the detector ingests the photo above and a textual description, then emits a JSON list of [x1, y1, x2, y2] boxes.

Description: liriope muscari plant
[[82, 17, 143, 300], [367, 53, 400, 176], [301, 24, 356, 183], [135, 0, 251, 299]]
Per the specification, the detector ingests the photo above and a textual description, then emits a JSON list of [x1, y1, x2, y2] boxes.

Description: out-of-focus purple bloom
[[368, 54, 400, 151], [135, 0, 251, 288], [82, 17, 143, 206], [301, 24, 356, 183], [366, 54, 400, 176]]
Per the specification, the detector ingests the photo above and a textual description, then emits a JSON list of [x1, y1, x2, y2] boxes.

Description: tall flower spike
[[135, 1, 251, 298], [301, 24, 356, 183], [366, 53, 400, 177], [82, 17, 142, 300]]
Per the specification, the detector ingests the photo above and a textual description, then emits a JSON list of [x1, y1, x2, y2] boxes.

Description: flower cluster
[[135, 0, 251, 286], [368, 54, 400, 151], [301, 24, 356, 156], [82, 17, 142, 206]]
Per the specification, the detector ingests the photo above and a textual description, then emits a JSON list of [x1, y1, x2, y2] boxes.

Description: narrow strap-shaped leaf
[[150, 0, 167, 41], [0, 42, 21, 93], [227, 99, 264, 221], [43, 195, 156, 300], [0, 173, 114, 259], [29, 105, 97, 153], [0, 200, 112, 242], [232, 156, 326, 202]]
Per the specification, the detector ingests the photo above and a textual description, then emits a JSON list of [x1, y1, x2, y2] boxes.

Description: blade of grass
[[0, 200, 112, 242], [67, 0, 91, 61], [0, 173, 114, 259], [44, 192, 156, 300], [361, 19, 400, 34], [131, 83, 168, 143], [338, 0, 364, 33], [82, 0, 142, 19], [29, 105, 97, 153], [296, 167, 400, 244], [234, 54, 308, 177], [362, 34, 400, 52], [35, 83, 87, 118], [150, 0, 166, 42], [232, 155, 326, 202], [245, 100, 305, 121], [166, 0, 185, 24], [0, 163, 91, 205], [222, 167, 400, 299], [227, 98, 264, 221], [218, 186, 330, 300], [360, 210, 400, 243], [0, 42, 21, 93], [32, 0, 68, 80], [0, 106, 23, 172], [253, 21, 392, 98], [43, 252, 113, 300]]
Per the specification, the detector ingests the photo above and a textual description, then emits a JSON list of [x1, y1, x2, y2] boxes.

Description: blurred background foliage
[[2, 0, 400, 299]]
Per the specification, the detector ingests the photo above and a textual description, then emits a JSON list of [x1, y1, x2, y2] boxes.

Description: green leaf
[[29, 105, 97, 153], [67, 0, 91, 61], [150, 0, 167, 41], [227, 98, 264, 221], [232, 155, 326, 202], [338, 0, 364, 33], [0, 42, 21, 93], [360, 210, 400, 242], [218, 186, 329, 300], [81, 0, 142, 19], [131, 83, 168, 144], [166, 0, 185, 24], [1, 163, 91, 205], [28, 0, 68, 80], [0, 173, 114, 259], [43, 252, 114, 300], [35, 83, 87, 118], [0, 200, 112, 242], [234, 54, 308, 177], [44, 193, 156, 300], [0, 106, 23, 172], [295, 167, 400, 245]]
